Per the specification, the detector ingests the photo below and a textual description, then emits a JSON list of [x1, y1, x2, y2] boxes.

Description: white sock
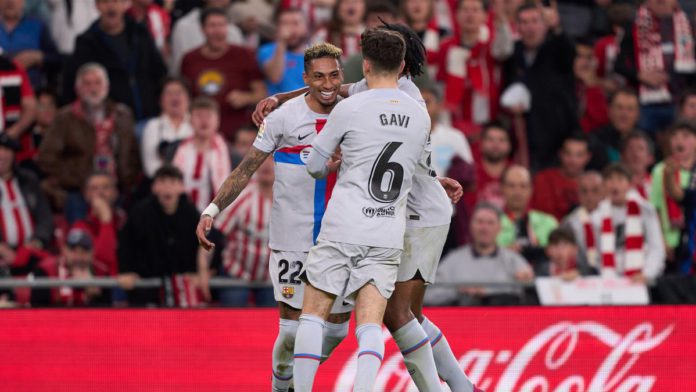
[[322, 320, 349, 362], [293, 314, 325, 392], [271, 319, 298, 392], [421, 317, 474, 392], [393, 318, 442, 391], [354, 323, 384, 392]]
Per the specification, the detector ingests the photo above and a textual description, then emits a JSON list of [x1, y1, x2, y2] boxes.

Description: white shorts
[[398, 224, 450, 284], [269, 250, 353, 313], [304, 240, 402, 304]]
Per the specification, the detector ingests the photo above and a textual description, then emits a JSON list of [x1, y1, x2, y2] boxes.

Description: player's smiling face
[[304, 57, 343, 109]]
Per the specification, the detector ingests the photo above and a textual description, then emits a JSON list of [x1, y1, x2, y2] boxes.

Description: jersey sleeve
[[253, 111, 284, 153], [311, 102, 351, 157], [347, 79, 368, 97]]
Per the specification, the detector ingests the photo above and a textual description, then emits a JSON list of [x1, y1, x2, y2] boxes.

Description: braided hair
[[378, 19, 427, 77]]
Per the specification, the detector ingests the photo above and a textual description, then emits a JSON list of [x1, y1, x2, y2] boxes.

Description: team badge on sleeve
[[282, 286, 295, 299], [256, 120, 266, 142]]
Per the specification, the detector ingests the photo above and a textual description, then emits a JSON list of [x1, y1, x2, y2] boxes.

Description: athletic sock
[[271, 319, 298, 392], [421, 317, 475, 392], [353, 323, 384, 392], [293, 314, 325, 392], [322, 320, 349, 362], [393, 318, 443, 391]]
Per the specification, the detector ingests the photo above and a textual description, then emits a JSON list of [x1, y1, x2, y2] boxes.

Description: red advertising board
[[1, 306, 694, 391]]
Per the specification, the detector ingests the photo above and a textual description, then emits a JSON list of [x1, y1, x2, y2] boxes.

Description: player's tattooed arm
[[212, 147, 270, 211]]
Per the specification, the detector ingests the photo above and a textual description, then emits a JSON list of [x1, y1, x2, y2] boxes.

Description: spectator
[[678, 89, 696, 123], [0, 0, 60, 89], [503, 2, 577, 171], [278, 0, 333, 33], [228, 0, 275, 49], [562, 170, 604, 271], [621, 131, 654, 199], [215, 157, 274, 306], [542, 227, 592, 279], [257, 8, 309, 95], [588, 88, 641, 169], [310, 0, 366, 61], [591, 163, 665, 281], [17, 88, 55, 171], [437, 0, 513, 137], [169, 0, 243, 75], [128, 0, 171, 56], [47, 0, 99, 55], [615, 0, 696, 135], [63, 0, 168, 121], [140, 77, 193, 179], [180, 8, 266, 141], [422, 84, 473, 176], [43, 228, 108, 306], [0, 134, 52, 250], [118, 165, 209, 307], [230, 124, 258, 168], [650, 123, 696, 266], [401, 0, 443, 72], [342, 1, 399, 83], [464, 122, 512, 210], [593, 3, 634, 93], [498, 165, 558, 270], [575, 40, 609, 133], [425, 202, 534, 306], [0, 53, 36, 139], [70, 171, 124, 276], [172, 97, 231, 213], [38, 63, 140, 212], [531, 135, 591, 220]]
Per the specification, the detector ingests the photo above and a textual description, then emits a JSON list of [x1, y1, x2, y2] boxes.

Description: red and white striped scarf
[[634, 5, 696, 104], [577, 207, 598, 268], [172, 134, 231, 213], [597, 195, 644, 276], [441, 25, 500, 134], [216, 183, 272, 282], [0, 177, 34, 247]]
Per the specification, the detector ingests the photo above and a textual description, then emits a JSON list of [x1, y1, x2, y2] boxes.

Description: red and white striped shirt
[[215, 182, 272, 282], [0, 177, 34, 247]]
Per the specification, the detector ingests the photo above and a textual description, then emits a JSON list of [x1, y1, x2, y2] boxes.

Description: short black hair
[[608, 87, 639, 106], [669, 121, 696, 137], [361, 28, 406, 74], [679, 88, 696, 110], [472, 201, 503, 220], [561, 133, 589, 150], [274, 6, 304, 22], [154, 165, 184, 182], [620, 131, 654, 155], [36, 87, 58, 102], [602, 162, 632, 181], [548, 227, 577, 246], [378, 22, 427, 77], [200, 7, 227, 26], [481, 121, 510, 139], [516, 1, 542, 19], [159, 76, 191, 99]]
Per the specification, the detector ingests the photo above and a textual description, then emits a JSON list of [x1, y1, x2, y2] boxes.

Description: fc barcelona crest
[[282, 286, 294, 299]]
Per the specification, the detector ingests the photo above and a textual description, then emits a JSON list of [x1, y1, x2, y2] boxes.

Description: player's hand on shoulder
[[196, 215, 216, 251], [438, 177, 463, 203], [252, 96, 280, 126]]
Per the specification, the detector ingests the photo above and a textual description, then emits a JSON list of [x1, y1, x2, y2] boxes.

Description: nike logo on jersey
[[298, 132, 313, 141]]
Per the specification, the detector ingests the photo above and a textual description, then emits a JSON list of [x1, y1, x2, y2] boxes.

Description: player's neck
[[364, 74, 399, 89], [305, 95, 336, 115]]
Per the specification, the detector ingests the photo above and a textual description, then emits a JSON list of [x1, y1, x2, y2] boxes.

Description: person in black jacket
[[503, 2, 578, 172], [117, 165, 210, 307], [62, 0, 168, 121]]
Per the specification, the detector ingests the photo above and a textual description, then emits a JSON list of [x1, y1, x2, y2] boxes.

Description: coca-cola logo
[[334, 322, 674, 392]]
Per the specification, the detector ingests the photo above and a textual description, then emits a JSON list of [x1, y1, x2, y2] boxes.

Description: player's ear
[[302, 71, 309, 86], [398, 60, 405, 75], [362, 59, 370, 76]]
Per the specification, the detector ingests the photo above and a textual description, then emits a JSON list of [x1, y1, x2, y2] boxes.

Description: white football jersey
[[253, 95, 338, 252], [312, 88, 430, 249], [349, 77, 452, 228]]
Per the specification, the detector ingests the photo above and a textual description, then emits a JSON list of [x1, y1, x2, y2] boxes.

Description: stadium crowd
[[1, 0, 696, 307]]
